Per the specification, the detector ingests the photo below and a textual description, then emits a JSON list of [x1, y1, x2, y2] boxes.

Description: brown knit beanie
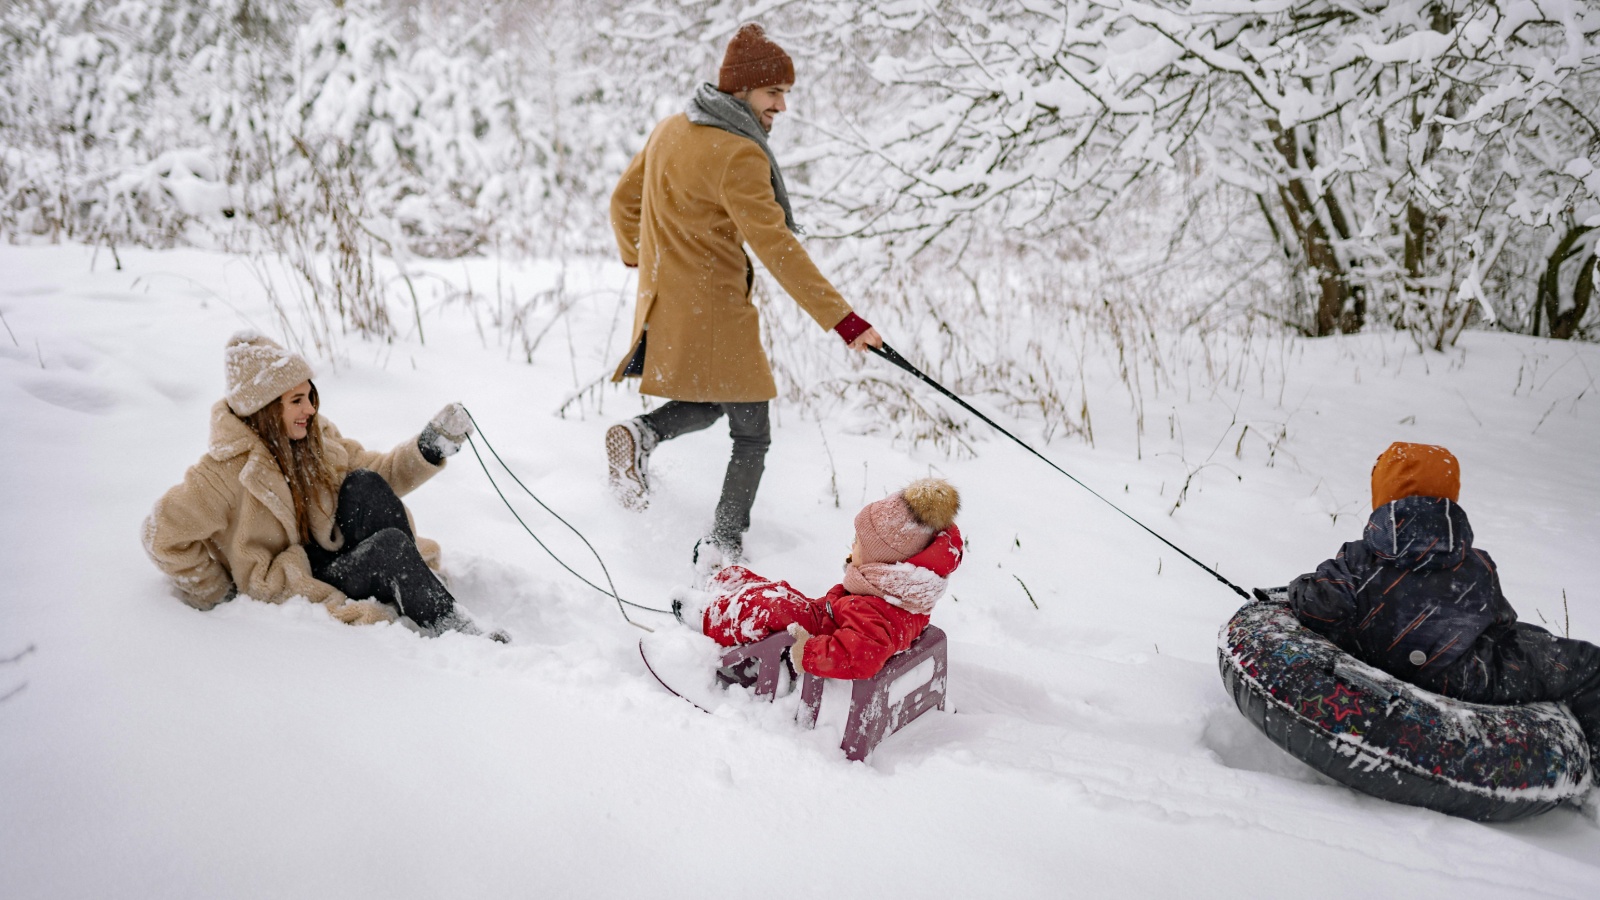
[[1371, 442, 1460, 510], [224, 331, 315, 417], [717, 23, 795, 93], [854, 479, 961, 564]]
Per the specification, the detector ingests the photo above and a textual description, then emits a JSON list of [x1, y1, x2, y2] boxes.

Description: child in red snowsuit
[[691, 478, 962, 680]]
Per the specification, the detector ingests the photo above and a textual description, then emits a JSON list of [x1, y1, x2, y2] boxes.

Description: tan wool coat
[[610, 113, 854, 402], [142, 400, 443, 620]]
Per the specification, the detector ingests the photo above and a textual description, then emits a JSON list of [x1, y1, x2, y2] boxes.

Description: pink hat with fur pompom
[[854, 478, 961, 564]]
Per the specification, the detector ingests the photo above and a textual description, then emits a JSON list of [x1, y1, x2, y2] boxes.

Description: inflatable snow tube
[[1218, 592, 1592, 822]]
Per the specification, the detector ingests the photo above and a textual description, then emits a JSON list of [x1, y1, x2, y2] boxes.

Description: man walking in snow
[[604, 23, 882, 568]]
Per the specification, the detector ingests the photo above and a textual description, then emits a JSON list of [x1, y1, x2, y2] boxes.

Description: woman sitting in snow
[[142, 332, 504, 641], [1287, 442, 1598, 758], [681, 478, 962, 680]]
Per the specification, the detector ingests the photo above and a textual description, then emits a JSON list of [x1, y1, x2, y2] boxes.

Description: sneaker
[[605, 419, 653, 511], [692, 533, 742, 585], [714, 650, 797, 695], [715, 657, 760, 689]]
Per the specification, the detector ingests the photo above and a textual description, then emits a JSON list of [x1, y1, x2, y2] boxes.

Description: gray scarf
[[686, 83, 800, 234]]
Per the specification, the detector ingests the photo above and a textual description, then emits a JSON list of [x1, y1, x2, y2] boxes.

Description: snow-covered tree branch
[[804, 0, 1600, 341], [3, 0, 1597, 345]]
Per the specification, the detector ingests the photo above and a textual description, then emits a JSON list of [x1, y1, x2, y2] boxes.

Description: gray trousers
[[639, 401, 770, 540]]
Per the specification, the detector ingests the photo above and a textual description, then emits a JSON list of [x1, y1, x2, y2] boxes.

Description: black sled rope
[[461, 407, 671, 630], [869, 343, 1250, 600]]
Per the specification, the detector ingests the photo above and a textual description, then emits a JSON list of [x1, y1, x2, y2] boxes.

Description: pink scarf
[[842, 561, 948, 615]]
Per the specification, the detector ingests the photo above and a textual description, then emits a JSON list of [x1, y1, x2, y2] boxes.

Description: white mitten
[[419, 402, 473, 461], [431, 403, 472, 442]]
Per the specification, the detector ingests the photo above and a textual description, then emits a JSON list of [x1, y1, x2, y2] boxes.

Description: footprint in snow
[[19, 372, 121, 415]]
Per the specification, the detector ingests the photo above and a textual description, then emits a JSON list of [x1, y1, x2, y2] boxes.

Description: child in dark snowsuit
[[687, 478, 962, 680], [1288, 442, 1600, 759]]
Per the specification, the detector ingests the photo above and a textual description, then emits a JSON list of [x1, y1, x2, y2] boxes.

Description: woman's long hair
[[244, 382, 338, 543]]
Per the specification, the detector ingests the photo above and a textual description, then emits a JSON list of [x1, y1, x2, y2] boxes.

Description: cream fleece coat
[[142, 400, 443, 621]]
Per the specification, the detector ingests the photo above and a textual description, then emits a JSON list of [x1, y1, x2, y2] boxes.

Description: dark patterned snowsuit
[[1290, 496, 1600, 756]]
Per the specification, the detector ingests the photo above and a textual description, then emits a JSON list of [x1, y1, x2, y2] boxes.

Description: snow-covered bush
[[1, 0, 640, 340], [740, 0, 1600, 345], [2, 0, 1596, 432], [0, 0, 259, 246], [579, 0, 1600, 456]]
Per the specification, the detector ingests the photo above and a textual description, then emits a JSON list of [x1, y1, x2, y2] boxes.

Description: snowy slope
[[1, 243, 1597, 899]]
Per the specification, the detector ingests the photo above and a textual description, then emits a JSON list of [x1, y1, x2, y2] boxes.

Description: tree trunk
[[1550, 250, 1596, 341], [1321, 185, 1365, 333], [1270, 126, 1351, 337], [1537, 225, 1595, 339], [1569, 253, 1597, 338]]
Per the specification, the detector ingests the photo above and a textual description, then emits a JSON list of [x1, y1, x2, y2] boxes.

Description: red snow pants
[[700, 566, 832, 643], [701, 566, 833, 648]]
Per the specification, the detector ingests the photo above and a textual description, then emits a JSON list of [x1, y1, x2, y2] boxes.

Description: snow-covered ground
[[1, 242, 1597, 898]]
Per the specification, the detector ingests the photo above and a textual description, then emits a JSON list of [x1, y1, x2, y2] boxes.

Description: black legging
[[305, 469, 456, 627]]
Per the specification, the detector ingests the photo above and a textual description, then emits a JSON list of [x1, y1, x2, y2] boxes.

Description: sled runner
[[1219, 590, 1592, 822], [640, 626, 949, 761], [637, 629, 744, 714]]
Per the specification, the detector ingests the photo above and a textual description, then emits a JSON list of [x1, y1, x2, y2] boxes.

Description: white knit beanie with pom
[[224, 331, 315, 416]]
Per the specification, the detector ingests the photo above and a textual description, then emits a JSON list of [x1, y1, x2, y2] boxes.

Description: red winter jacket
[[703, 527, 963, 680]]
